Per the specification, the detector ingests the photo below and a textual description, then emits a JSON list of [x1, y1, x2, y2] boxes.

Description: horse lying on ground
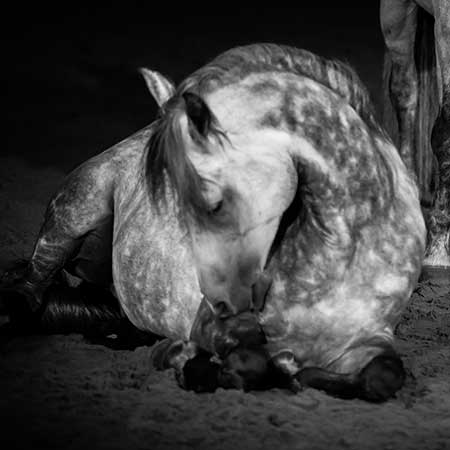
[[0, 43, 425, 402]]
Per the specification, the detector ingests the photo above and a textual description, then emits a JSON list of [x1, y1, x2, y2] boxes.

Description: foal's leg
[[154, 340, 284, 393], [381, 0, 419, 174], [426, 1, 450, 266], [152, 302, 273, 393], [0, 158, 115, 311]]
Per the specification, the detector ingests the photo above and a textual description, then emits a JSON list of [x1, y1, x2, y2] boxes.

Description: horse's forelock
[[145, 94, 224, 226]]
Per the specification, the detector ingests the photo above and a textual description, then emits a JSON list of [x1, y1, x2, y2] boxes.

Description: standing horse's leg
[[381, 0, 419, 174], [0, 159, 114, 312], [426, 1, 450, 266]]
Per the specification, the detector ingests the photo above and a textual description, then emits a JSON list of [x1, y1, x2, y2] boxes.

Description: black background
[[4, 4, 384, 171]]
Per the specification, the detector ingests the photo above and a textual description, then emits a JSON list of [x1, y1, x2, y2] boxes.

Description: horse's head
[[141, 68, 297, 317]]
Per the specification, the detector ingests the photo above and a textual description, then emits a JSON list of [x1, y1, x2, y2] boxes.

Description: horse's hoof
[[151, 339, 178, 370], [0, 284, 42, 315], [288, 378, 304, 394], [151, 339, 199, 373], [358, 352, 406, 402]]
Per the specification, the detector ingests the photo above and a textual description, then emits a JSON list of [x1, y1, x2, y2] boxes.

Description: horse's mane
[[181, 43, 385, 135], [146, 43, 387, 222], [145, 96, 220, 222]]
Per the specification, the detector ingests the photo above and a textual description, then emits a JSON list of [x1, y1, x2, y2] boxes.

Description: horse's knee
[[357, 352, 406, 402]]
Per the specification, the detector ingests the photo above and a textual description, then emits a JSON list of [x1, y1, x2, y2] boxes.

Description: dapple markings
[[1, 44, 425, 401]]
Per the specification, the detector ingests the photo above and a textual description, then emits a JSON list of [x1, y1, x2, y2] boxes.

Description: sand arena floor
[[0, 157, 449, 450]]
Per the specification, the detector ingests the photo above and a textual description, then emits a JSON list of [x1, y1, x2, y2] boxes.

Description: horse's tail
[[39, 282, 125, 335], [1, 274, 157, 348], [382, 8, 439, 204], [414, 8, 440, 205]]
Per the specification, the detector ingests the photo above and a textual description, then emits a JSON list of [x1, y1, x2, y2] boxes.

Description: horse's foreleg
[[1, 161, 114, 311], [292, 349, 405, 402], [15, 221, 84, 310], [381, 0, 418, 174]]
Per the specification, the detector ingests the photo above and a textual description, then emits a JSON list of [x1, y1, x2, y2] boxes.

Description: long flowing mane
[[146, 43, 387, 220]]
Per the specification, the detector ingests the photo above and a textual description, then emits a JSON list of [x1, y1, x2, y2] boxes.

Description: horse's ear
[[139, 68, 176, 107], [182, 92, 212, 137]]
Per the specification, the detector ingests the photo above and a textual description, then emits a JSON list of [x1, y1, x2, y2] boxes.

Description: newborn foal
[[181, 306, 290, 393]]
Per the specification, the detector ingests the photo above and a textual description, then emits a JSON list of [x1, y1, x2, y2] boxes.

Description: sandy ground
[[0, 155, 450, 450]]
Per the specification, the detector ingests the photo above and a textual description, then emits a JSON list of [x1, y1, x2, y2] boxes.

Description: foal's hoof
[[182, 352, 221, 393], [358, 353, 406, 402], [151, 339, 198, 372]]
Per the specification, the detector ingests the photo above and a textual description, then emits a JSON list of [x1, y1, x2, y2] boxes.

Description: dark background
[[3, 4, 384, 172]]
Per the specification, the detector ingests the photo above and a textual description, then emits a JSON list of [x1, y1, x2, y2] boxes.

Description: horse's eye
[[209, 199, 223, 215]]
